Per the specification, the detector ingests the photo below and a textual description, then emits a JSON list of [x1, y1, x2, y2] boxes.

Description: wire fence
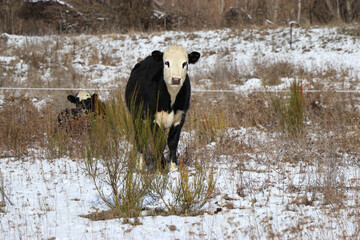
[[0, 87, 359, 94], [0, 87, 113, 91]]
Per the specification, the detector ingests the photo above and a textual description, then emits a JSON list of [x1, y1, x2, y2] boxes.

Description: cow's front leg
[[150, 121, 167, 169], [167, 123, 183, 171]]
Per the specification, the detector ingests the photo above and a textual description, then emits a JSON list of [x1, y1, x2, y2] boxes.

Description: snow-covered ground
[[1, 27, 360, 239]]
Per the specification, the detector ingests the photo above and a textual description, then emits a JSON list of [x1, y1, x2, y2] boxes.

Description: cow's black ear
[[188, 52, 200, 64], [91, 93, 98, 101], [67, 95, 77, 103], [91, 94, 98, 106], [152, 50, 163, 62]]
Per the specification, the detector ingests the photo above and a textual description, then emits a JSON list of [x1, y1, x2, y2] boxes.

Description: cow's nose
[[171, 77, 181, 85]]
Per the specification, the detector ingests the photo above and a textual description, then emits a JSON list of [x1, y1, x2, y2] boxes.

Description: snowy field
[[1, 27, 360, 239]]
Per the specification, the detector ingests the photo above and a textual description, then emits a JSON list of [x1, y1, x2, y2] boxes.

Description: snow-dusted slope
[[1, 27, 360, 239]]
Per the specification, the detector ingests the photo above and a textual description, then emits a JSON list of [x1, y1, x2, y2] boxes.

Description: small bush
[[85, 93, 145, 218], [85, 92, 216, 219], [146, 160, 216, 215], [175, 162, 215, 214], [85, 92, 168, 219]]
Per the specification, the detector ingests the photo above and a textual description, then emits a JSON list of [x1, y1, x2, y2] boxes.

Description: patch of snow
[[32, 98, 48, 111], [234, 78, 262, 95]]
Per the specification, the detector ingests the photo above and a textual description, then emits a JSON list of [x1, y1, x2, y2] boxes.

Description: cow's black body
[[125, 55, 191, 168]]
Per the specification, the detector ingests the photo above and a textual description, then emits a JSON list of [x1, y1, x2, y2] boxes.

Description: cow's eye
[[164, 61, 170, 67], [182, 62, 188, 68]]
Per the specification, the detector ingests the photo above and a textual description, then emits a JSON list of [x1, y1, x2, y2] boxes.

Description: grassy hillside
[[1, 0, 360, 35]]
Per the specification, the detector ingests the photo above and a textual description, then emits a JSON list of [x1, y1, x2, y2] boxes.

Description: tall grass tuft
[[0, 169, 12, 208], [0, 170, 5, 208], [195, 110, 228, 143], [0, 97, 49, 158], [286, 80, 305, 135], [271, 80, 305, 136]]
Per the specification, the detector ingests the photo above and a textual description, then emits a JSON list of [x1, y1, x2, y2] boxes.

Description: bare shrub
[[146, 160, 215, 215], [235, 93, 273, 128], [192, 58, 245, 88]]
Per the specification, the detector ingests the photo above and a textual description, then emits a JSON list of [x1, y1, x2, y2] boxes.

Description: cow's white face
[[163, 45, 188, 89], [152, 45, 200, 105], [76, 91, 91, 101], [68, 91, 92, 110]]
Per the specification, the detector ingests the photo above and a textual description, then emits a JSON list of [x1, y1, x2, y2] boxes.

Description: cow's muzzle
[[171, 77, 181, 85]]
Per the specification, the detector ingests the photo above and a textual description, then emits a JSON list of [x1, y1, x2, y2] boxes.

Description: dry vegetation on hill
[[1, 0, 360, 34]]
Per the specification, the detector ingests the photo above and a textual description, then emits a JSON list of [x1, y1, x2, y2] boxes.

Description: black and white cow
[[125, 45, 200, 171], [58, 91, 106, 126]]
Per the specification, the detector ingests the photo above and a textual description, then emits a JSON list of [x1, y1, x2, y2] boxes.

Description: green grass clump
[[271, 80, 305, 136], [286, 80, 305, 135]]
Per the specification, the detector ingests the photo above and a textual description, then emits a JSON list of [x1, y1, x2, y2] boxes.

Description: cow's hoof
[[169, 162, 178, 172]]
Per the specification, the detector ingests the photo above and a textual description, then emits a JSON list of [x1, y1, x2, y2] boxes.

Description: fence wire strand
[[0, 87, 359, 93]]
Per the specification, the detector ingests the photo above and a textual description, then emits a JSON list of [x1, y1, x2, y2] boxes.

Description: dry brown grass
[[2, 0, 360, 35], [0, 97, 49, 158], [0, 95, 93, 159], [253, 60, 296, 86]]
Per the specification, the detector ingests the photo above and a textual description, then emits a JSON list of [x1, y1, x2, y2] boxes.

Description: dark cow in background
[[125, 45, 200, 171], [67, 91, 106, 116], [58, 91, 106, 127]]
